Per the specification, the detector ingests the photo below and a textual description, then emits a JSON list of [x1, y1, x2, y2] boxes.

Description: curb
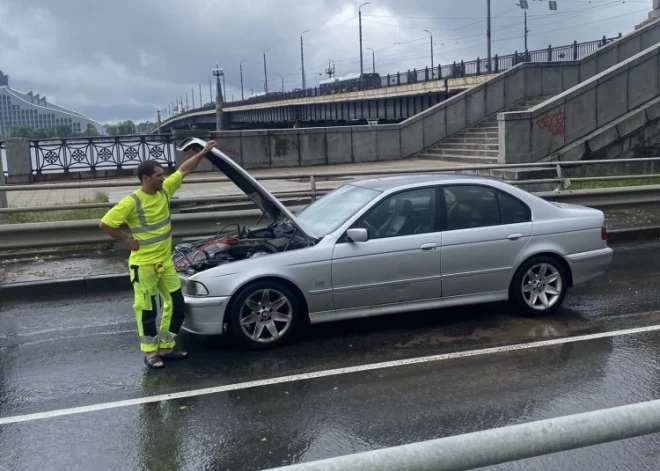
[[2, 226, 660, 301], [0, 273, 130, 302]]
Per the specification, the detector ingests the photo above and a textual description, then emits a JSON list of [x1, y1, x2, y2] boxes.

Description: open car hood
[[176, 137, 314, 239]]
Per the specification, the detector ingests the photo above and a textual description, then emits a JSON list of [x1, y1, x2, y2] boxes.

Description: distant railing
[[162, 35, 621, 125], [28, 134, 175, 175]]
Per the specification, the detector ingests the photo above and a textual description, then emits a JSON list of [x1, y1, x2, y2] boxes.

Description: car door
[[331, 187, 443, 311], [440, 184, 533, 297]]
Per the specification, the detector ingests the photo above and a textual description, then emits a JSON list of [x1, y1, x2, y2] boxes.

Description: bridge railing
[[27, 134, 175, 175], [162, 35, 621, 124]]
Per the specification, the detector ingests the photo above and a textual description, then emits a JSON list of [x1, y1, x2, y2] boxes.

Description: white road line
[[2, 323, 660, 426]]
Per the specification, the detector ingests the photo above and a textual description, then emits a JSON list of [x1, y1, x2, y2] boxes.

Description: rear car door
[[331, 187, 442, 311], [440, 184, 533, 297]]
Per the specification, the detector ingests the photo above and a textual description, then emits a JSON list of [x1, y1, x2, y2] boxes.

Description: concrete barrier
[[500, 45, 660, 164]]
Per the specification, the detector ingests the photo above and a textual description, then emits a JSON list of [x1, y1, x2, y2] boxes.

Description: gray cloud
[[0, 0, 651, 123]]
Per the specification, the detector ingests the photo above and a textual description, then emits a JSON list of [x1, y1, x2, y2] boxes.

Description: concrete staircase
[[415, 97, 551, 164]]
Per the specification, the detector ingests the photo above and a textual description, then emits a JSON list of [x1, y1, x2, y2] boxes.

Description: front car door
[[331, 187, 442, 311], [440, 184, 533, 297]]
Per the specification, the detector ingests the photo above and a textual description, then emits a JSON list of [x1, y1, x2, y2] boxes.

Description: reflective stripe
[[129, 192, 171, 235], [137, 231, 172, 247], [140, 336, 158, 345], [158, 331, 176, 342], [131, 216, 171, 234]]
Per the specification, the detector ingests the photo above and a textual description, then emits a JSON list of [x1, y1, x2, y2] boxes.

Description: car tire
[[228, 281, 301, 349], [510, 256, 568, 316]]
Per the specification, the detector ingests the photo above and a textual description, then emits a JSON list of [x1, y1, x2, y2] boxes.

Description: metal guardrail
[[160, 36, 621, 125], [264, 398, 660, 471], [1, 156, 660, 215], [2, 185, 660, 250]]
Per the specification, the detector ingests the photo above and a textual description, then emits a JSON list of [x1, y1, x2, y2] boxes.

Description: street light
[[240, 60, 247, 101], [301, 30, 310, 90], [424, 29, 434, 77], [367, 47, 375, 73], [263, 49, 270, 93], [359, 2, 371, 77], [275, 74, 285, 93]]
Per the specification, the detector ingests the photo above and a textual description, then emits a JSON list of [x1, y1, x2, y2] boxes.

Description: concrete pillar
[[5, 138, 31, 184], [0, 147, 7, 220]]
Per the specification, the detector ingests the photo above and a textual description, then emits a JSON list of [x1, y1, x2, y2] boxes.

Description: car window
[[356, 188, 436, 239], [443, 185, 531, 230], [498, 191, 531, 224]]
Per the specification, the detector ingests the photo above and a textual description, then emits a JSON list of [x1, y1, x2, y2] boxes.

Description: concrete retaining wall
[[499, 22, 660, 165]]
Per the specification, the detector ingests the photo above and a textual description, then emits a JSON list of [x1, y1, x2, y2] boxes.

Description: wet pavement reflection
[[1, 241, 660, 470]]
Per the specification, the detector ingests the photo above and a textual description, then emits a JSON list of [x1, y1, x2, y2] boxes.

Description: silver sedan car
[[175, 138, 613, 349]]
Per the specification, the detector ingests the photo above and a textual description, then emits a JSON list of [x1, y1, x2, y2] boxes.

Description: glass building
[[0, 70, 103, 137]]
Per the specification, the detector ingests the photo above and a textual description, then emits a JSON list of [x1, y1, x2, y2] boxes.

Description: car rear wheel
[[229, 281, 301, 349], [511, 256, 567, 316]]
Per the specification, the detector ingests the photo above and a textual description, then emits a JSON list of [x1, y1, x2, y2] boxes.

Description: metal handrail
[[1, 156, 659, 193]]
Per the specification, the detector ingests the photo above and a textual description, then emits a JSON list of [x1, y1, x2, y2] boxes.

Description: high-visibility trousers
[[129, 261, 186, 353]]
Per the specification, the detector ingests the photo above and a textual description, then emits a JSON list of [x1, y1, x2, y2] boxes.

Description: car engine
[[172, 222, 311, 275]]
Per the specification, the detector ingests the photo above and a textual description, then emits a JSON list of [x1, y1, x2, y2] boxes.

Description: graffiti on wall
[[536, 110, 566, 137]]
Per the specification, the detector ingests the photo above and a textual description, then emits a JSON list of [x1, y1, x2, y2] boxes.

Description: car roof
[[350, 173, 495, 192]]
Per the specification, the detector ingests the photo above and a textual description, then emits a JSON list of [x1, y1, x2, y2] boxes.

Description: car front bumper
[[181, 295, 230, 335], [568, 247, 614, 285]]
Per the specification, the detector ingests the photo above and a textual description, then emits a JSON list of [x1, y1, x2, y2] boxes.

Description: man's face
[[144, 166, 165, 191]]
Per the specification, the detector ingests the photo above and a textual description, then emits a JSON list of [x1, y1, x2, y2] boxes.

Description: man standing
[[99, 140, 217, 369]]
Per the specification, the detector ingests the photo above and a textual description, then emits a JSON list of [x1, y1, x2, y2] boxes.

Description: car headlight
[[182, 279, 209, 297]]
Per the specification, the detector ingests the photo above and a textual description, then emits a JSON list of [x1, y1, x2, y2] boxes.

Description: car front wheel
[[511, 256, 567, 316], [229, 281, 301, 349]]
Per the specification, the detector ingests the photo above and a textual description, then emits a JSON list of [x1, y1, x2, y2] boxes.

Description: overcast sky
[[0, 0, 652, 124]]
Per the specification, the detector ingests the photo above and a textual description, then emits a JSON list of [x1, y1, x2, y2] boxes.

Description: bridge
[[155, 37, 617, 133]]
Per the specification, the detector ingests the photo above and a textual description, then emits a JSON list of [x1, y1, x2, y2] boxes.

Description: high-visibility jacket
[[101, 171, 183, 265]]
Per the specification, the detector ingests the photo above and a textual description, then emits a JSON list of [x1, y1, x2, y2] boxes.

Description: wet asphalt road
[[2, 241, 660, 470]]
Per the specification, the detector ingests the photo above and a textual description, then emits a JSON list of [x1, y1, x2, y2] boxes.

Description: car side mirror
[[346, 228, 369, 243]]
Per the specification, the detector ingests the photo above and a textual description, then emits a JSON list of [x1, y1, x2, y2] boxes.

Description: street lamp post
[[424, 30, 434, 78], [213, 63, 224, 131], [487, 0, 492, 71], [263, 49, 270, 93], [367, 47, 375, 73], [240, 60, 247, 101], [275, 74, 284, 93], [359, 2, 371, 77], [301, 30, 310, 90]]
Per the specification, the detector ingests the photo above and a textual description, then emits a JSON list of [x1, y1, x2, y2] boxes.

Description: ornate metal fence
[[30, 134, 175, 174]]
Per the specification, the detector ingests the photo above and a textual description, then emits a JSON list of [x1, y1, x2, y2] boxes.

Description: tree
[[32, 128, 55, 139], [10, 125, 33, 139], [54, 125, 73, 138], [84, 124, 99, 136], [104, 124, 119, 136]]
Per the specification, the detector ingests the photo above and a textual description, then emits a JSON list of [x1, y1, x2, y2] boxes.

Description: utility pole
[[213, 63, 224, 131], [524, 10, 529, 51], [240, 60, 247, 101], [367, 48, 375, 73], [424, 29, 434, 76], [263, 49, 270, 92], [185, 91, 188, 111], [276, 74, 284, 93], [301, 30, 309, 89], [191, 87, 195, 109], [199, 84, 202, 108], [487, 0, 492, 71], [359, 3, 371, 77], [157, 109, 162, 128]]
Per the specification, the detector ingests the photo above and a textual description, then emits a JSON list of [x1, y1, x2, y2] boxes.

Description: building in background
[[0, 70, 103, 138]]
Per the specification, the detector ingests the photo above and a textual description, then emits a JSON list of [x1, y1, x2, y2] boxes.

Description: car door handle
[[420, 243, 438, 251], [508, 233, 524, 241]]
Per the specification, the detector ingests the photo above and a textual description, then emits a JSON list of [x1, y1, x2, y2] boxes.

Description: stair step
[[444, 137, 499, 145], [430, 142, 499, 151], [424, 148, 499, 157], [417, 153, 497, 164]]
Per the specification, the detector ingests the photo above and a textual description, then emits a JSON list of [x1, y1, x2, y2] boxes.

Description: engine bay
[[172, 221, 312, 275]]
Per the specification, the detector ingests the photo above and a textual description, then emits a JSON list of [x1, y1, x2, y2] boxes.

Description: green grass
[[2, 191, 109, 224], [568, 178, 660, 190]]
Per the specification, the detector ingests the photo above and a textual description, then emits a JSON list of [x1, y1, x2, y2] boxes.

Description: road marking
[[2, 323, 660, 426]]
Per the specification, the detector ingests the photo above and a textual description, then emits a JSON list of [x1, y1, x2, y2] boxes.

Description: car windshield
[[294, 184, 381, 237]]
